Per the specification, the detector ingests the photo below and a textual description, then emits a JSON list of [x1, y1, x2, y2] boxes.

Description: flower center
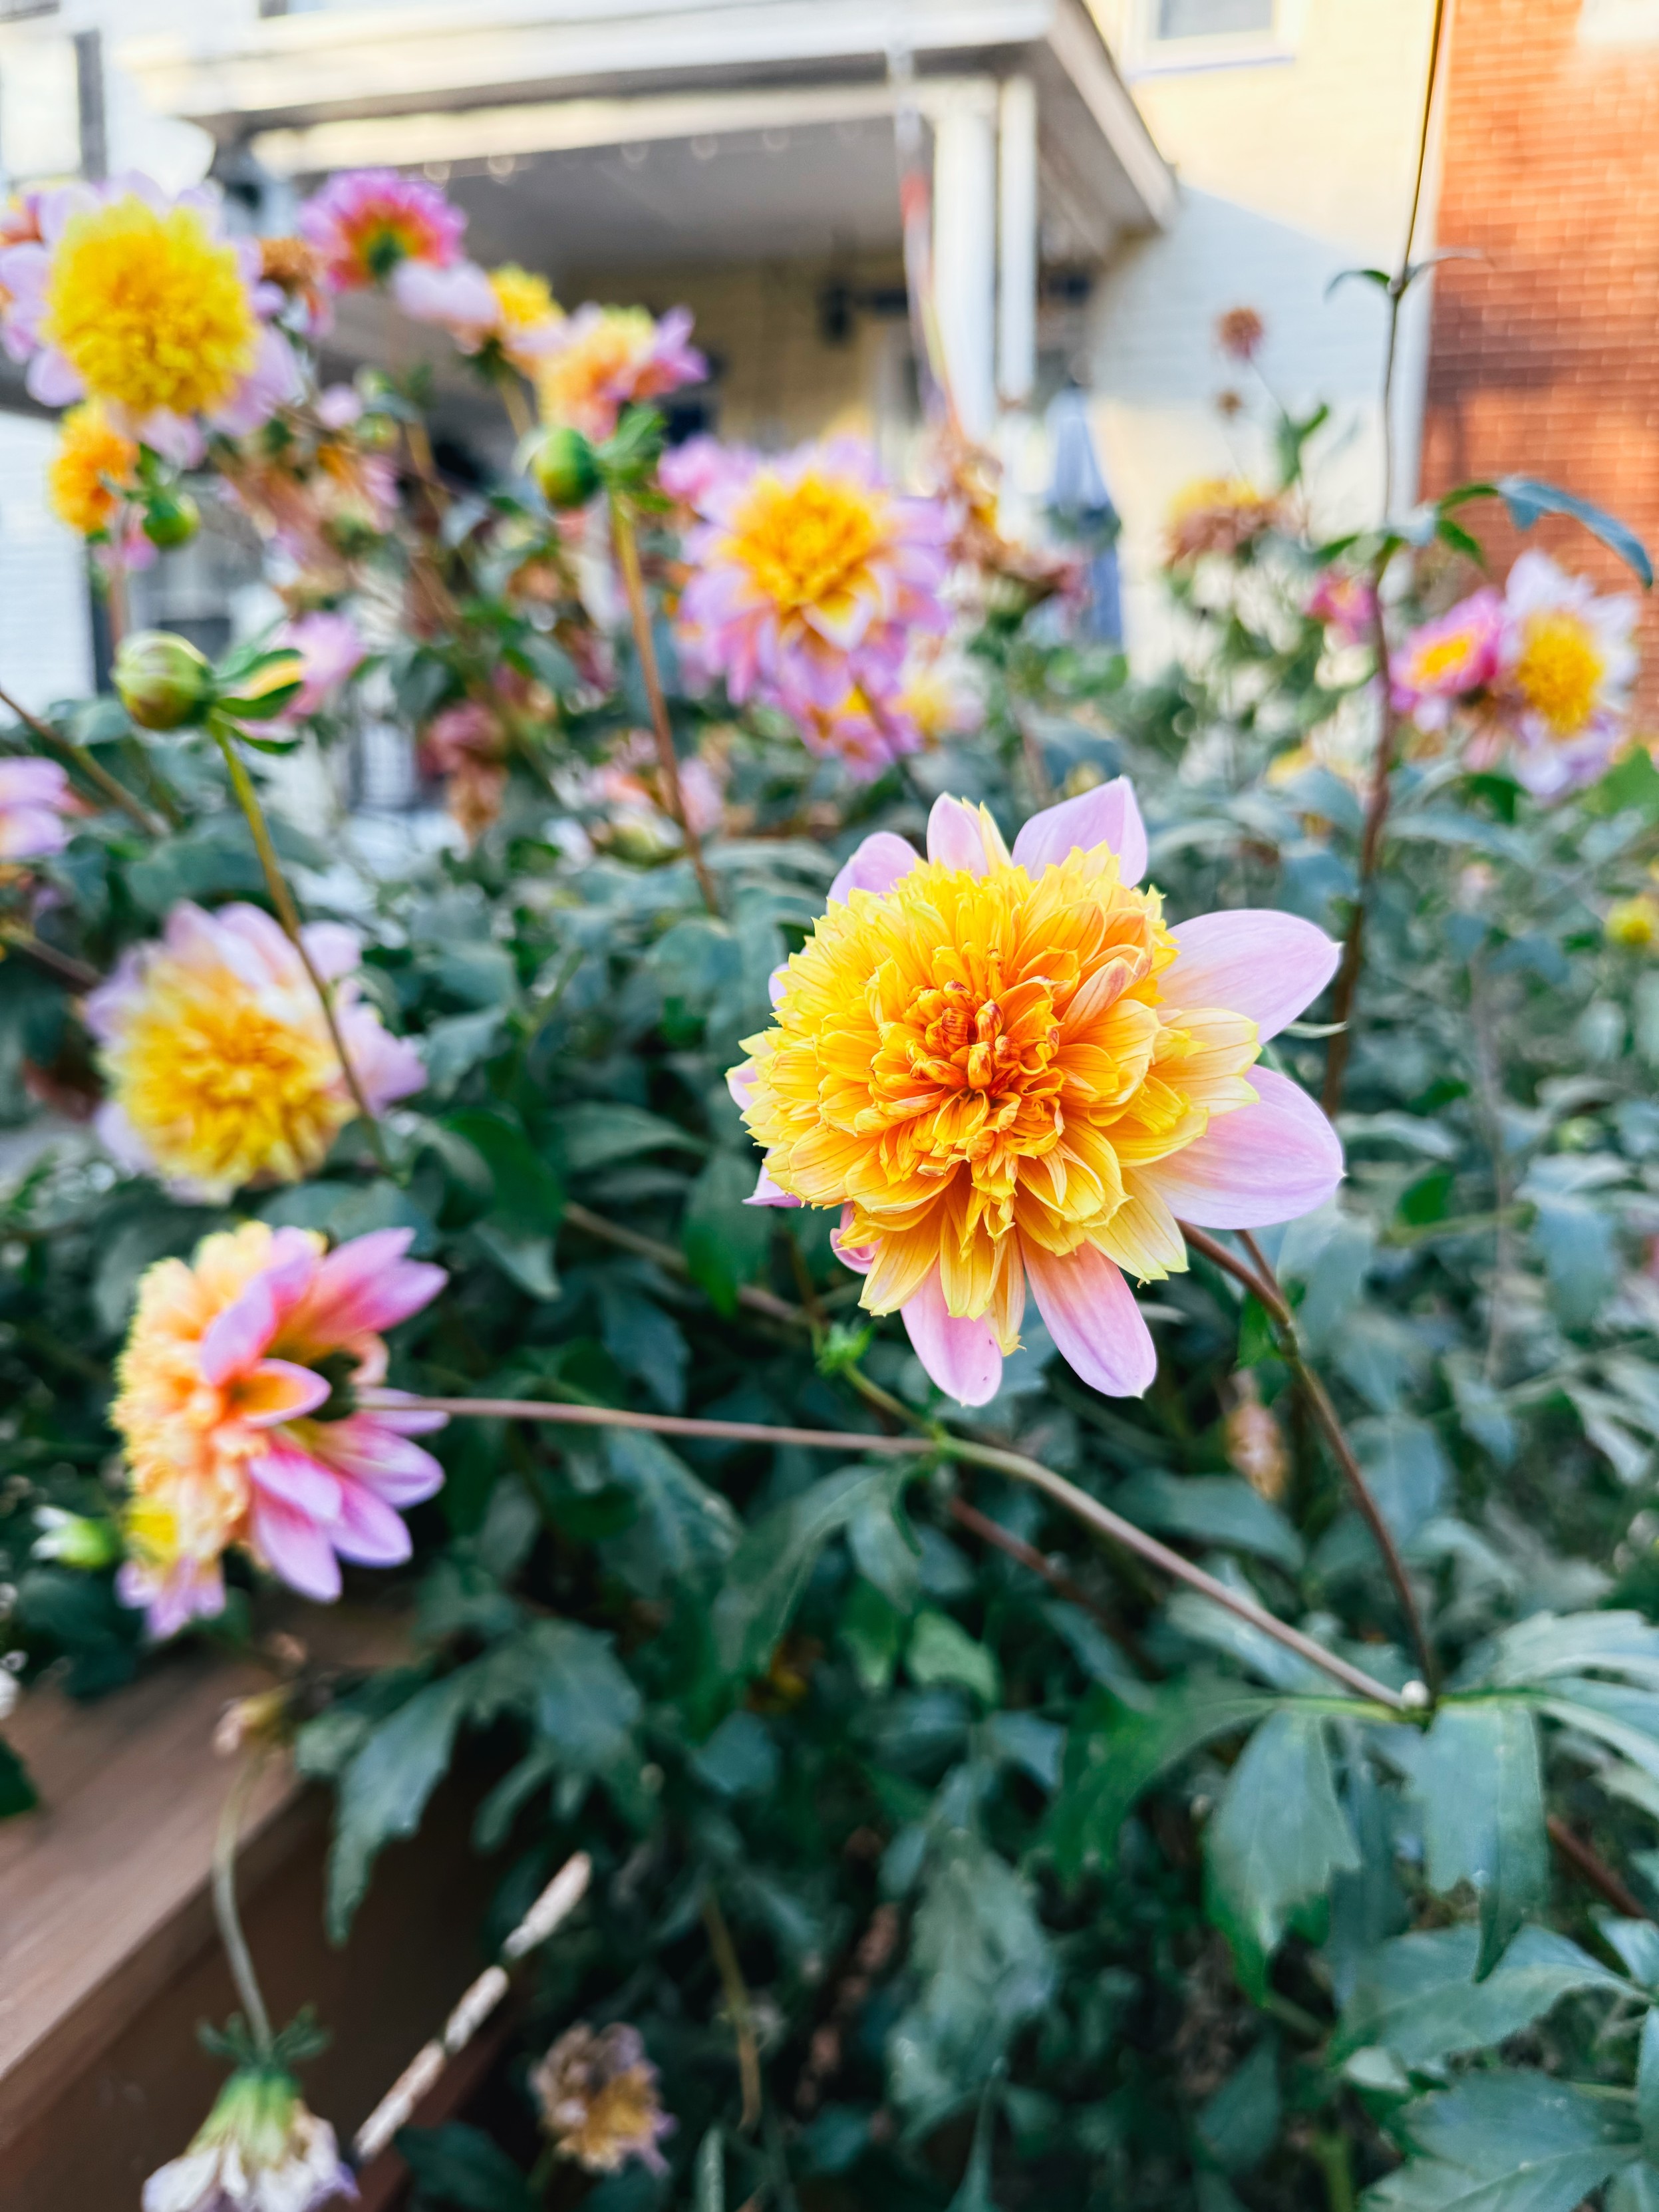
[[44, 196, 258, 418], [1514, 610, 1605, 737], [728, 472, 885, 615], [1411, 631, 1479, 687]]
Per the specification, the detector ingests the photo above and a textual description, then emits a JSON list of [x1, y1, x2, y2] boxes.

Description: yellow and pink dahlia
[[299, 167, 466, 293], [1390, 587, 1505, 732], [1499, 549, 1638, 794], [729, 784, 1342, 1406], [114, 1221, 447, 1637], [533, 303, 704, 442], [0, 756, 72, 861], [84, 901, 425, 1201]]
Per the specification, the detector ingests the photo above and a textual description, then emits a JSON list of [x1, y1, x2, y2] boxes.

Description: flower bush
[[5, 163, 1659, 2212]]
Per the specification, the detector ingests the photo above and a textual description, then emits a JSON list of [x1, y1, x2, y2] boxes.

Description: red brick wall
[[1420, 0, 1659, 703]]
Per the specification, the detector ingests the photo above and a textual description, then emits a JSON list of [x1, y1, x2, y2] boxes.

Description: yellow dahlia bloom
[[84, 901, 424, 1202], [47, 402, 137, 536], [730, 787, 1342, 1406]]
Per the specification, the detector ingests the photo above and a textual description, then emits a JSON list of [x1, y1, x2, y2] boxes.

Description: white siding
[[0, 410, 92, 712]]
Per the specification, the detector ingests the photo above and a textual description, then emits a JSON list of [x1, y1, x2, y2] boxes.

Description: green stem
[[213, 1757, 275, 2059], [212, 725, 393, 1176]]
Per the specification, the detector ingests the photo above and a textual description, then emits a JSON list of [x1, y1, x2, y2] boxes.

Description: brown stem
[[561, 1200, 800, 1326], [1182, 1222, 1439, 1697], [213, 728, 394, 1174], [947, 1495, 1122, 1634], [0, 683, 160, 835], [702, 1887, 762, 2131], [609, 497, 720, 914], [498, 373, 533, 443], [0, 925, 100, 993], [384, 1389, 1408, 1711], [1547, 1815, 1651, 1923]]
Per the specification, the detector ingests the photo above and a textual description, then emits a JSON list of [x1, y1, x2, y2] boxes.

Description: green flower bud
[[142, 488, 200, 551], [32, 1507, 120, 1570], [529, 425, 601, 510], [114, 630, 214, 732]]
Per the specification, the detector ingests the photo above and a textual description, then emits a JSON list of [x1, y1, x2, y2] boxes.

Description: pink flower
[[1307, 569, 1377, 648], [1390, 588, 1505, 730], [677, 438, 952, 717], [0, 756, 71, 860], [420, 699, 499, 775], [533, 304, 705, 442], [659, 434, 756, 514], [1497, 548, 1640, 796], [729, 782, 1343, 1408], [793, 687, 924, 782], [298, 168, 466, 294], [114, 1221, 448, 1634], [273, 610, 367, 720]]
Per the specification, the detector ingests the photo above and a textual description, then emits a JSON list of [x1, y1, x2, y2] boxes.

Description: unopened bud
[[528, 425, 601, 510], [114, 629, 213, 731], [142, 489, 200, 550], [1223, 1372, 1290, 1501], [213, 1686, 291, 1758], [33, 1505, 120, 1569]]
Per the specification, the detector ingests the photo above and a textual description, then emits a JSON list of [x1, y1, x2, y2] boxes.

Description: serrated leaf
[[682, 1150, 774, 1317], [1334, 1924, 1632, 2069], [712, 1462, 897, 1674], [551, 1101, 704, 1172], [1412, 1703, 1549, 1975], [599, 1426, 741, 1599], [327, 1670, 472, 1940], [396, 2122, 538, 2211], [1116, 1470, 1303, 1571], [1204, 1709, 1359, 1999], [1364, 2074, 1639, 2212]]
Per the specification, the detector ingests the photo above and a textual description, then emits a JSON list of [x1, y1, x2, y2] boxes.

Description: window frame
[[1124, 0, 1308, 76]]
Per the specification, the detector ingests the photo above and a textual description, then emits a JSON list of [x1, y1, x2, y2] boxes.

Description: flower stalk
[[0, 681, 162, 836], [212, 1756, 276, 2060]]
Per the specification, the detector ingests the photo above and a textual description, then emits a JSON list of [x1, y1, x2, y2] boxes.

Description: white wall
[[1082, 0, 1441, 666], [0, 412, 92, 711]]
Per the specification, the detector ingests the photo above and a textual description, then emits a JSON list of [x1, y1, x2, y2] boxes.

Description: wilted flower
[[257, 235, 331, 337], [0, 177, 301, 462], [142, 2065, 354, 2212], [1306, 569, 1376, 649], [1606, 893, 1659, 950], [729, 785, 1342, 1406], [1223, 1372, 1290, 1501], [677, 438, 951, 719], [114, 1221, 448, 1634], [0, 756, 72, 860], [1216, 305, 1266, 364], [1165, 478, 1281, 564], [84, 901, 425, 1199], [533, 303, 704, 441], [1390, 587, 1505, 732], [298, 168, 466, 299], [1499, 550, 1638, 794], [531, 2023, 675, 2177]]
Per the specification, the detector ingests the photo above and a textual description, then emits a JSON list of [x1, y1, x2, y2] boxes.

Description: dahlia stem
[[609, 496, 721, 915], [1181, 1221, 1438, 1699], [702, 1885, 762, 2132], [382, 1389, 1409, 1712], [0, 924, 100, 993], [212, 726, 394, 1176], [561, 1200, 801, 1327], [0, 682, 161, 836], [496, 373, 534, 443], [212, 1756, 276, 2060]]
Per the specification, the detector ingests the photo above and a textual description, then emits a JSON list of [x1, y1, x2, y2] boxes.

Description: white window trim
[[1123, 0, 1310, 78]]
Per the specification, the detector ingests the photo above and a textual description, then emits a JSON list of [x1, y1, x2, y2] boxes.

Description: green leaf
[[682, 1151, 774, 1318], [1203, 1709, 1359, 2000], [441, 1108, 563, 1230], [1493, 474, 1653, 586], [907, 1611, 1001, 1706], [847, 1484, 923, 1609], [712, 1462, 901, 1675], [1046, 1676, 1278, 1883], [1412, 1702, 1549, 1976], [419, 1010, 509, 1096], [841, 1575, 906, 1690], [551, 1101, 704, 1172], [1115, 1471, 1303, 1572], [1197, 2038, 1281, 2175], [396, 2122, 538, 2212], [505, 1617, 641, 1771], [0, 1736, 37, 1819], [1474, 1611, 1659, 1690], [261, 1178, 439, 1255], [1600, 1915, 1659, 1989], [1364, 2074, 1639, 2212], [1610, 2165, 1659, 2212], [599, 1427, 741, 1599], [694, 2127, 725, 2212], [327, 1671, 472, 1940], [1334, 1924, 1632, 2070], [689, 1710, 779, 1798], [1640, 2010, 1659, 2165], [469, 1221, 559, 1301], [948, 2078, 1005, 2211]]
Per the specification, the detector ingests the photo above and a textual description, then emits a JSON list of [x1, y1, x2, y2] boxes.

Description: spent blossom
[[142, 2065, 355, 2212], [533, 303, 704, 441], [86, 901, 425, 1201], [531, 2023, 675, 2177], [729, 783, 1343, 1406], [1306, 569, 1377, 649], [0, 176, 301, 463], [1165, 477, 1281, 564], [114, 1221, 447, 1636]]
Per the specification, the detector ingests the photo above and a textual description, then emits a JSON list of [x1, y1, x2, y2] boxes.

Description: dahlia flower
[[1498, 549, 1638, 794], [1390, 587, 1505, 732], [1216, 305, 1266, 365], [114, 1220, 447, 1635], [677, 438, 952, 716], [0, 756, 72, 860], [298, 168, 466, 307], [401, 259, 565, 374], [142, 2065, 355, 2212], [85, 901, 425, 1201], [1306, 569, 1376, 648], [729, 784, 1342, 1406], [47, 400, 138, 538], [658, 432, 755, 515], [1165, 478, 1281, 564], [0, 176, 301, 464], [269, 611, 367, 720], [533, 303, 704, 442], [1606, 892, 1659, 950], [794, 686, 925, 781], [531, 2023, 675, 2177]]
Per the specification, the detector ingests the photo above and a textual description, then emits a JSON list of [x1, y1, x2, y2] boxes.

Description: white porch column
[[997, 76, 1038, 410], [932, 88, 998, 438]]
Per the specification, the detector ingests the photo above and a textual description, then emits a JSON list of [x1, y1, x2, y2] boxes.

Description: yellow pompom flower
[[488, 263, 562, 370], [47, 402, 138, 536], [1606, 893, 1659, 951], [84, 901, 424, 1202]]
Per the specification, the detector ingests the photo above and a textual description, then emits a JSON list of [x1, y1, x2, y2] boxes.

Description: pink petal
[[1140, 1068, 1344, 1228], [1163, 911, 1340, 1041], [828, 830, 919, 905], [249, 1440, 342, 1518], [237, 1358, 331, 1429], [331, 1482, 413, 1565], [926, 796, 994, 875], [198, 1278, 279, 1384], [1024, 1240, 1157, 1398], [312, 1415, 445, 1503], [727, 1059, 757, 1110], [299, 921, 362, 984], [746, 1164, 802, 1207], [249, 1491, 343, 1602], [25, 348, 82, 406], [285, 1229, 446, 1346], [900, 1268, 1003, 1407], [830, 1205, 875, 1275], [1010, 776, 1147, 885]]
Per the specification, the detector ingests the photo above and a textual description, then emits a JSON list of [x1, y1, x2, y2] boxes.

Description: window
[[1156, 0, 1273, 33]]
